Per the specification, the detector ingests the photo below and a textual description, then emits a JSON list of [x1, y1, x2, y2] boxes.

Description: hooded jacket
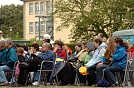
[[86, 42, 107, 67], [112, 45, 127, 69]]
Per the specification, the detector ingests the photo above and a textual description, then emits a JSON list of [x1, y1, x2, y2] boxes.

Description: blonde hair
[[0, 40, 5, 50]]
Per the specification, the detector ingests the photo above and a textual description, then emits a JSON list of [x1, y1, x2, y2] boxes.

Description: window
[[35, 2, 39, 14], [46, 21, 52, 33], [41, 21, 45, 32], [46, 1, 50, 13], [40, 2, 45, 14], [29, 22, 33, 33], [29, 3, 33, 14], [35, 22, 39, 33]]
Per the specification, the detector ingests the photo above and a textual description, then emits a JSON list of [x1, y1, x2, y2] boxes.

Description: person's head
[[105, 37, 116, 60], [81, 41, 88, 50], [75, 43, 82, 52], [31, 43, 39, 53], [54, 40, 64, 49], [14, 44, 21, 48], [5, 38, 13, 48], [16, 47, 24, 55], [0, 40, 5, 50], [0, 30, 3, 37], [85, 42, 94, 52], [43, 34, 51, 43], [114, 37, 128, 49], [41, 42, 51, 52], [93, 34, 99, 41], [94, 38, 102, 48], [98, 33, 103, 40]]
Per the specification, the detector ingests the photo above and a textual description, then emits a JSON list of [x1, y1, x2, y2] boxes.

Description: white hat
[[0, 30, 3, 33], [43, 34, 51, 39]]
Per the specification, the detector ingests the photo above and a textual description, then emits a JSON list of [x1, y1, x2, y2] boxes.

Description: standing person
[[43, 34, 53, 50], [104, 37, 128, 87], [0, 30, 4, 41], [0, 38, 18, 86]]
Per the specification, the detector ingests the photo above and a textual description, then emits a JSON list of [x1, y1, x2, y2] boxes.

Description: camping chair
[[123, 52, 134, 86], [37, 54, 59, 86]]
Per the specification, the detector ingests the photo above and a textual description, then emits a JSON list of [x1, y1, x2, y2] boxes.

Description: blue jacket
[[5, 46, 18, 70], [38, 50, 55, 69], [112, 45, 127, 69], [86, 42, 107, 67], [0, 48, 8, 64]]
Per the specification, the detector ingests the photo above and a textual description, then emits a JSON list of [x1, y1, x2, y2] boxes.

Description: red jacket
[[56, 49, 66, 59]]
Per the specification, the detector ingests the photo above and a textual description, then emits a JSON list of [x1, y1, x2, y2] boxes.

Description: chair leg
[[74, 73, 80, 86], [54, 68, 59, 85], [129, 71, 134, 86]]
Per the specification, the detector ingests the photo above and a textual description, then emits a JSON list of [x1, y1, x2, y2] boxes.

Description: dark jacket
[[5, 46, 18, 70]]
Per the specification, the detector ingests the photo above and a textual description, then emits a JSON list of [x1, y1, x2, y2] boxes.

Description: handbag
[[97, 62, 112, 87], [97, 69, 110, 87]]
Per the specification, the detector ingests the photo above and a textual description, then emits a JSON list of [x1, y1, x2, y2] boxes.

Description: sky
[[0, 0, 23, 5]]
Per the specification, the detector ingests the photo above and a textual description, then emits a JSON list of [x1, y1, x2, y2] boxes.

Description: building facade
[[21, 0, 72, 43]]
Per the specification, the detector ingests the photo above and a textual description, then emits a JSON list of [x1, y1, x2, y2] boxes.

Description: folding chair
[[37, 54, 59, 86], [123, 52, 134, 86]]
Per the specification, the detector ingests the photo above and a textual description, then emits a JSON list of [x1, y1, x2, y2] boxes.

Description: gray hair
[[5, 38, 13, 45]]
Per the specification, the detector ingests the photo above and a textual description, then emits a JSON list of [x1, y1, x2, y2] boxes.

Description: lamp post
[[10, 27, 12, 39], [51, 0, 54, 40]]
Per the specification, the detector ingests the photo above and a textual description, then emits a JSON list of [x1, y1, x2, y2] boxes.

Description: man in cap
[[0, 30, 4, 41], [43, 34, 54, 44]]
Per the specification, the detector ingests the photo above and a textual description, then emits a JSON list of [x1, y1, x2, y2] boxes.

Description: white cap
[[43, 34, 51, 39], [0, 30, 3, 33]]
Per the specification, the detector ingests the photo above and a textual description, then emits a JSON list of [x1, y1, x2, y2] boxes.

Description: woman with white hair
[[0, 38, 18, 86]]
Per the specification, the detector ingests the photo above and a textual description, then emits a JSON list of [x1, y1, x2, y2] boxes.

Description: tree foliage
[[0, 4, 23, 40], [54, 0, 134, 42]]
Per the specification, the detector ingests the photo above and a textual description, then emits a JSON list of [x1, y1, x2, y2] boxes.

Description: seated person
[[83, 38, 107, 86], [0, 38, 18, 86], [32, 43, 55, 86], [53, 40, 66, 59], [76, 42, 94, 85], [104, 37, 128, 87], [0, 40, 7, 65]]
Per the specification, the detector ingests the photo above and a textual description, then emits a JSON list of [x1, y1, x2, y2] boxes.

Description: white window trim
[[40, 2, 45, 14], [46, 1, 50, 13], [35, 22, 39, 33], [29, 3, 33, 14], [35, 2, 39, 14], [29, 22, 34, 34], [41, 21, 45, 32]]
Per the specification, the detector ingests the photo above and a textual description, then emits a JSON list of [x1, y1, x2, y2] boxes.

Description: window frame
[[29, 22, 34, 34], [29, 3, 33, 14]]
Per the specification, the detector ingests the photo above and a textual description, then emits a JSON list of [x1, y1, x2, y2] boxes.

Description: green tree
[[0, 4, 23, 40], [54, 0, 134, 42]]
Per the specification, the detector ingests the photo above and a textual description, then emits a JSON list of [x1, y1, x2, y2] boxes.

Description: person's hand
[[109, 58, 113, 61], [53, 46, 59, 52], [97, 62, 103, 66]]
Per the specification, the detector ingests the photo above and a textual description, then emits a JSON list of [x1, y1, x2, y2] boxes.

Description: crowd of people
[[0, 30, 132, 87]]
